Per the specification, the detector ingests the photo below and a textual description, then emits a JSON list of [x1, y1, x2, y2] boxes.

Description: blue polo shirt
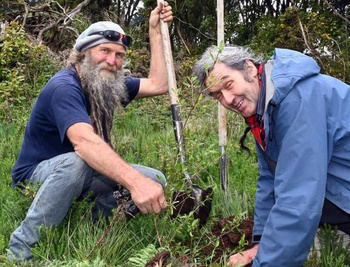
[[12, 67, 140, 186]]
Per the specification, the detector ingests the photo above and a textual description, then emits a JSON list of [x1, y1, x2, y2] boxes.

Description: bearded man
[[8, 2, 172, 262]]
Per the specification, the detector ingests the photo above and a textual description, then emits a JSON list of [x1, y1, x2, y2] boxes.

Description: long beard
[[78, 52, 128, 144]]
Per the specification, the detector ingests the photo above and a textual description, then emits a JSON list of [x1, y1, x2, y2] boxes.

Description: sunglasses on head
[[89, 30, 132, 47]]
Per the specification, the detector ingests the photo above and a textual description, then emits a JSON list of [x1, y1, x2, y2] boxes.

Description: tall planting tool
[[157, 0, 213, 226], [217, 0, 228, 192]]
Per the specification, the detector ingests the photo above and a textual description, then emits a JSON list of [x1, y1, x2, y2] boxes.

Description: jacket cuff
[[252, 235, 261, 243]]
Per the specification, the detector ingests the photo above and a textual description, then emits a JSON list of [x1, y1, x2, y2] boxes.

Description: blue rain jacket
[[251, 48, 350, 266]]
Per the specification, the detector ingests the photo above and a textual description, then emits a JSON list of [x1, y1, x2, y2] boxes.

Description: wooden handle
[[217, 0, 227, 146], [157, 0, 178, 106]]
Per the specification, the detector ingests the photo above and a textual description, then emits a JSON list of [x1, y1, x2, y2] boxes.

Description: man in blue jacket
[[8, 2, 172, 262], [193, 46, 350, 266]]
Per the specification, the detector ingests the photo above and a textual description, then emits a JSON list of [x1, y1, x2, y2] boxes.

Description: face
[[79, 45, 128, 109], [205, 61, 260, 118], [88, 43, 126, 78]]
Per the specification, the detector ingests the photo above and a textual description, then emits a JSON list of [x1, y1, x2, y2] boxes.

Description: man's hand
[[149, 1, 173, 31], [227, 244, 259, 266], [129, 176, 167, 214]]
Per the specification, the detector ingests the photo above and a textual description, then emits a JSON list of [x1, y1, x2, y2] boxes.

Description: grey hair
[[192, 45, 265, 88], [66, 50, 85, 66]]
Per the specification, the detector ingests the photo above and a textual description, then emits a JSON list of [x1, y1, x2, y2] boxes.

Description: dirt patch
[[202, 216, 254, 263], [171, 187, 214, 227], [146, 216, 254, 266], [145, 250, 171, 267]]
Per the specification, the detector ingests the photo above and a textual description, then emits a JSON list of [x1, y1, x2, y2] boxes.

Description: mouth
[[236, 99, 243, 109], [101, 68, 114, 73]]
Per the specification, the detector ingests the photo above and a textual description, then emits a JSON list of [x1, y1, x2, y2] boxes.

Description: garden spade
[[157, 0, 213, 226]]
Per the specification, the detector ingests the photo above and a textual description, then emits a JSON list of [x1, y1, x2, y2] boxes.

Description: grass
[[0, 93, 349, 266]]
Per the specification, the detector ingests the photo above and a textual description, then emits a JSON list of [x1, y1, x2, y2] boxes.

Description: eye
[[115, 52, 125, 60], [225, 81, 233, 89], [209, 91, 222, 100]]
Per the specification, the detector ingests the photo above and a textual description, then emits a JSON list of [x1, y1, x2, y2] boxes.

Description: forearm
[[148, 26, 168, 94], [135, 2, 172, 99], [68, 123, 143, 191]]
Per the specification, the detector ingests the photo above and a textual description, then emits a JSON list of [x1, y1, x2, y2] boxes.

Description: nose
[[221, 90, 234, 105], [105, 54, 122, 68]]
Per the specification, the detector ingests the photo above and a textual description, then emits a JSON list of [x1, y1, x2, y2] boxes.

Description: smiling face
[[88, 43, 126, 79], [205, 61, 260, 118]]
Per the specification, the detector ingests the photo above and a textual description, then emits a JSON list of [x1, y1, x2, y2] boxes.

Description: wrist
[[120, 167, 144, 192], [149, 27, 161, 36], [252, 243, 259, 251]]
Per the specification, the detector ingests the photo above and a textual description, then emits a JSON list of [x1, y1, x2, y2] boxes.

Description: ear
[[245, 60, 258, 78]]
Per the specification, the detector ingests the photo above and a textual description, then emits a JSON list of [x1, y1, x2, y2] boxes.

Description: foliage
[[127, 244, 169, 266], [1, 0, 349, 82], [318, 225, 350, 266], [125, 46, 150, 78], [250, 5, 350, 83], [250, 8, 304, 55], [303, 5, 350, 82], [0, 21, 61, 124], [306, 225, 350, 267]]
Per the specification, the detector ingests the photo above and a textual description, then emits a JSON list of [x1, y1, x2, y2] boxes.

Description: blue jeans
[[7, 152, 166, 261]]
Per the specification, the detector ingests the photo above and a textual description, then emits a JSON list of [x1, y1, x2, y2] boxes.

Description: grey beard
[[79, 54, 128, 109], [78, 52, 129, 141]]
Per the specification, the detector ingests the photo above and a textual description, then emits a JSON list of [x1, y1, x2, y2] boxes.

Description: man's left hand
[[149, 1, 173, 30]]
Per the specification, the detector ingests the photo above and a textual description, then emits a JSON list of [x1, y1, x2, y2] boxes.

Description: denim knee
[[54, 152, 91, 187]]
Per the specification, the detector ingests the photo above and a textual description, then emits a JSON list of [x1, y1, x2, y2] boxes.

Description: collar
[[256, 64, 266, 123]]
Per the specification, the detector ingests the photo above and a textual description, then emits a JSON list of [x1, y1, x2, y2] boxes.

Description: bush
[[250, 6, 350, 83], [0, 21, 62, 122]]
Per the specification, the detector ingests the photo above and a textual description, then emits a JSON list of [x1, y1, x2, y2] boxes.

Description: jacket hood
[[270, 48, 320, 105]]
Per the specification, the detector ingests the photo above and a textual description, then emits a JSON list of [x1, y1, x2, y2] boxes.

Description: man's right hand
[[129, 176, 167, 214]]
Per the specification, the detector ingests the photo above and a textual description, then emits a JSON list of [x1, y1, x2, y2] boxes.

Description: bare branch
[[65, 0, 91, 25], [36, 0, 91, 42], [291, 0, 328, 74], [0, 22, 6, 39], [324, 0, 350, 25], [59, 25, 79, 36], [175, 16, 216, 41], [21, 4, 29, 30], [176, 24, 190, 54]]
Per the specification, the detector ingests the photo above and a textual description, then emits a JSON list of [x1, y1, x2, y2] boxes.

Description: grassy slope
[[0, 94, 348, 266], [0, 93, 259, 266]]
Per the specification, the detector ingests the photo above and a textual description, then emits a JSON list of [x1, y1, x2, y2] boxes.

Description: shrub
[[0, 21, 62, 122]]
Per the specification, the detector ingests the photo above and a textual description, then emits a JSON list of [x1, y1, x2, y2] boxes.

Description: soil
[[201, 216, 254, 264], [171, 187, 214, 227], [168, 190, 254, 265], [145, 216, 254, 266]]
